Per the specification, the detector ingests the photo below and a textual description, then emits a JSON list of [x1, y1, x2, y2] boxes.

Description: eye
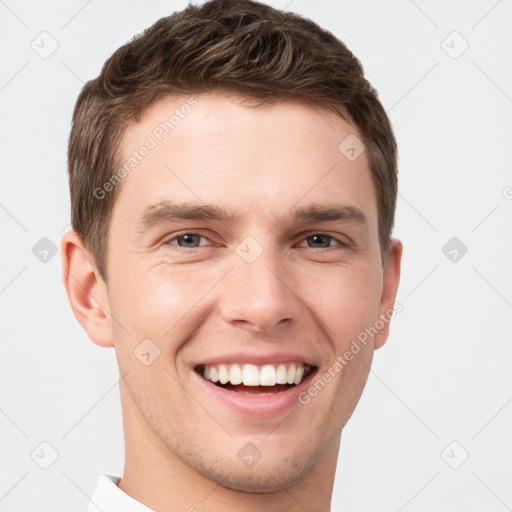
[[167, 233, 209, 248], [298, 233, 345, 249], [163, 232, 346, 251]]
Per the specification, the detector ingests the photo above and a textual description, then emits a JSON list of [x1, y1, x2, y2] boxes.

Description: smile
[[195, 362, 316, 397]]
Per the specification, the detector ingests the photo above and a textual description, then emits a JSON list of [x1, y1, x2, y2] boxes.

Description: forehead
[[113, 92, 377, 228]]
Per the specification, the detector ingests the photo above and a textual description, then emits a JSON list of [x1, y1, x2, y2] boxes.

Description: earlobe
[[61, 231, 114, 348], [374, 238, 403, 350]]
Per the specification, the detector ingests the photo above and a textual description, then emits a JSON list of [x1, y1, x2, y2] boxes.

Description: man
[[61, 0, 402, 510]]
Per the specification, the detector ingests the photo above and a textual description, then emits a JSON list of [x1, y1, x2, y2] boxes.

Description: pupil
[[179, 234, 199, 247], [310, 234, 330, 248]]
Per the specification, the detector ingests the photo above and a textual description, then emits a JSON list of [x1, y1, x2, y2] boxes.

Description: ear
[[374, 238, 403, 350], [61, 230, 114, 348]]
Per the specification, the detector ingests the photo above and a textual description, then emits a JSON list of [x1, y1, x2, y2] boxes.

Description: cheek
[[109, 264, 216, 346], [302, 263, 382, 349], [109, 244, 383, 354]]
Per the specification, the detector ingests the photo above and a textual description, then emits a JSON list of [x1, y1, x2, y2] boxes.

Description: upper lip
[[193, 352, 319, 368]]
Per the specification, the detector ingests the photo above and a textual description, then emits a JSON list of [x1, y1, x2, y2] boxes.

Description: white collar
[[88, 473, 333, 511], [87, 474, 154, 512]]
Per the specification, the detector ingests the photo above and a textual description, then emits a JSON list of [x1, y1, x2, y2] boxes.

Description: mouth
[[194, 362, 317, 395]]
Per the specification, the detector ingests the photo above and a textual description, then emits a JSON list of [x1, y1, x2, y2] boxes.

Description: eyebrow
[[137, 200, 368, 233]]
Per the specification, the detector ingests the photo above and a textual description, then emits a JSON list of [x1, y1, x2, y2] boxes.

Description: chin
[[202, 463, 311, 493], [189, 446, 323, 494]]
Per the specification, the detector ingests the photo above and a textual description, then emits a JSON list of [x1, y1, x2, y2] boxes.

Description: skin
[[62, 92, 402, 512]]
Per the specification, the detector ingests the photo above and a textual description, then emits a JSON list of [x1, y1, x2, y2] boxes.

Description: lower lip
[[193, 368, 317, 418]]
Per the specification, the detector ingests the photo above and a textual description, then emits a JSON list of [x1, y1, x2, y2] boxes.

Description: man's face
[[103, 92, 400, 492]]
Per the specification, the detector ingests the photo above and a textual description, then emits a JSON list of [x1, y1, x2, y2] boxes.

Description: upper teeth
[[202, 363, 310, 386]]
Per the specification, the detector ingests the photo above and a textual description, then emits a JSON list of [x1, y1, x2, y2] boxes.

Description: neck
[[117, 386, 339, 512]]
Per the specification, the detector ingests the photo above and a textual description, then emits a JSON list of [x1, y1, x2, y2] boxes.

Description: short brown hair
[[68, 0, 397, 279]]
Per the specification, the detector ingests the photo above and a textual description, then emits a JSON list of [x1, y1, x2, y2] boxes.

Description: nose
[[218, 245, 299, 333]]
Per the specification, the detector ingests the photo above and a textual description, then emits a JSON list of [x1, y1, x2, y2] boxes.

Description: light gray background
[[1, 1, 511, 510]]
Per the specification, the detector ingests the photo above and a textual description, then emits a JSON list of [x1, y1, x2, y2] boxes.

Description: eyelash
[[163, 231, 349, 249]]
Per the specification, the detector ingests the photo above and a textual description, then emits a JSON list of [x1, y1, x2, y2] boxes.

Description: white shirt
[[88, 473, 334, 511], [87, 474, 154, 512]]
